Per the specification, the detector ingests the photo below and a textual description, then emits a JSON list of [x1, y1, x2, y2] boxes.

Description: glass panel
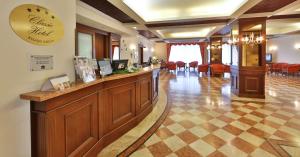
[[78, 32, 93, 59], [232, 45, 238, 66], [113, 47, 120, 60], [222, 44, 231, 65], [242, 44, 259, 66]]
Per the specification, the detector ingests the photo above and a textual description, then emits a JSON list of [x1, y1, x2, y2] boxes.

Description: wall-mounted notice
[[30, 55, 53, 71], [9, 4, 64, 46]]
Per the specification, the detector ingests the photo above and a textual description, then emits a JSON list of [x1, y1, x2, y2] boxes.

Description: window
[[169, 45, 202, 64], [112, 46, 120, 60], [77, 32, 93, 59], [222, 44, 231, 65]]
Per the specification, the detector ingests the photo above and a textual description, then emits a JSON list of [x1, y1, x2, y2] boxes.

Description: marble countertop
[[20, 65, 160, 102]]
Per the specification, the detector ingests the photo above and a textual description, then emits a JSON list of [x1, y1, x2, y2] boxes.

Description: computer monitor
[[111, 60, 128, 71], [98, 60, 112, 76], [266, 53, 272, 63]]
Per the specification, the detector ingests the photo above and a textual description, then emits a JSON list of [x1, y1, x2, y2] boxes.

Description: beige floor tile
[[164, 136, 187, 151], [167, 123, 186, 134], [189, 126, 209, 138], [266, 116, 286, 125], [231, 121, 251, 131], [225, 112, 241, 120], [213, 129, 235, 141], [209, 118, 227, 128], [189, 139, 216, 156], [144, 134, 162, 147], [254, 123, 277, 134], [130, 148, 153, 157], [244, 114, 263, 122], [238, 132, 265, 147], [219, 145, 247, 157], [250, 148, 276, 157]]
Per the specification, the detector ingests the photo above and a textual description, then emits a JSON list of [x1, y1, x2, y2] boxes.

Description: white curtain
[[113, 47, 120, 60], [222, 44, 231, 65], [169, 45, 202, 64]]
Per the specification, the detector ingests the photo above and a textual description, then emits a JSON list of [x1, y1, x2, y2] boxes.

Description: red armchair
[[189, 61, 198, 71], [198, 64, 209, 75], [210, 64, 225, 76], [176, 61, 186, 71], [224, 65, 231, 73], [283, 64, 300, 76], [166, 61, 176, 72]]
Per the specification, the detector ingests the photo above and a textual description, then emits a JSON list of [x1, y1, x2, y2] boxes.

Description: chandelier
[[227, 32, 264, 45], [241, 32, 263, 45], [227, 36, 239, 45]]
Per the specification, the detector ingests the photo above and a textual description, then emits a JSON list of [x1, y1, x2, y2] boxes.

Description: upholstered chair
[[176, 61, 186, 71], [189, 61, 198, 71]]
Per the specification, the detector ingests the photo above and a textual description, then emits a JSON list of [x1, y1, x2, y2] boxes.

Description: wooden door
[[138, 47, 144, 64]]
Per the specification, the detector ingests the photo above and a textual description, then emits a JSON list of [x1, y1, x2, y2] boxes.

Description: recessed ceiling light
[[123, 0, 248, 22], [132, 27, 137, 29], [170, 27, 215, 38]]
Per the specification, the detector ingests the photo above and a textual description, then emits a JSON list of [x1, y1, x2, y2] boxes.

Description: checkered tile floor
[[130, 71, 300, 157]]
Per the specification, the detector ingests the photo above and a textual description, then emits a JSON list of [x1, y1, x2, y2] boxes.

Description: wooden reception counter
[[20, 66, 160, 157]]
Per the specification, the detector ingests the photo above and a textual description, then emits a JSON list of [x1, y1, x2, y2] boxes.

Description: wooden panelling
[[108, 83, 136, 130], [245, 0, 296, 14], [138, 30, 158, 39], [146, 19, 229, 28], [80, 0, 136, 23], [245, 77, 259, 92], [29, 70, 160, 157], [140, 77, 151, 110], [268, 14, 300, 19]]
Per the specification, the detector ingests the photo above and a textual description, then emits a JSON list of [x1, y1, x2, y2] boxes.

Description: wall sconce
[[269, 46, 278, 51], [295, 44, 300, 50], [130, 44, 136, 51], [151, 48, 154, 52]]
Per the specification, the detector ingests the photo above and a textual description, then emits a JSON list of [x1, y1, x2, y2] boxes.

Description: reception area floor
[[131, 71, 300, 157]]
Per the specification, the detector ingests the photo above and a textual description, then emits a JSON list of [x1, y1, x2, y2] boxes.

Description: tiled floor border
[[117, 93, 172, 157], [267, 138, 300, 157]]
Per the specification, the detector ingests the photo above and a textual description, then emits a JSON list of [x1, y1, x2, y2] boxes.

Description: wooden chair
[[176, 61, 186, 71], [166, 61, 176, 72], [189, 61, 198, 71], [198, 64, 209, 75], [210, 64, 225, 76]]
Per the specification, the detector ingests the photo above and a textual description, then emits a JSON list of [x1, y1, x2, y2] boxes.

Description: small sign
[[30, 55, 53, 71], [9, 4, 64, 46]]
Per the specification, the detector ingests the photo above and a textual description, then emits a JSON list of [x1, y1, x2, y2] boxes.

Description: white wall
[[120, 35, 154, 64], [154, 43, 167, 61], [267, 34, 300, 63], [0, 1, 76, 157]]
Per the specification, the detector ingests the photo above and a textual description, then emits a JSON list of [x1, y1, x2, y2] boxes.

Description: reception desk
[[20, 66, 160, 157]]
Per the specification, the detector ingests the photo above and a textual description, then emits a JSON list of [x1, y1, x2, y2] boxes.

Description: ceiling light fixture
[[241, 32, 263, 45]]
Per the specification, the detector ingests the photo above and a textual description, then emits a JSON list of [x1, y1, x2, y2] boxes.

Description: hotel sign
[[9, 4, 64, 46]]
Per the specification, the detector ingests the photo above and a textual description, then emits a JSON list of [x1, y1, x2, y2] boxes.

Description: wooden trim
[[145, 19, 229, 28]]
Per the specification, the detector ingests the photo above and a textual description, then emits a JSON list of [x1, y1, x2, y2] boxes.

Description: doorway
[[138, 46, 144, 64]]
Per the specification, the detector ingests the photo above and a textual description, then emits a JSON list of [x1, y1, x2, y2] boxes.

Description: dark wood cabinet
[[25, 69, 160, 157], [107, 82, 136, 131]]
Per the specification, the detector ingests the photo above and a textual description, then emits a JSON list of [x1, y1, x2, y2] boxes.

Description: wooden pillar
[[231, 18, 266, 98], [209, 37, 222, 64]]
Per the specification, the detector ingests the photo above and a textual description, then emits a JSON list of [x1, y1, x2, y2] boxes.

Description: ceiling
[[80, 0, 300, 42]]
